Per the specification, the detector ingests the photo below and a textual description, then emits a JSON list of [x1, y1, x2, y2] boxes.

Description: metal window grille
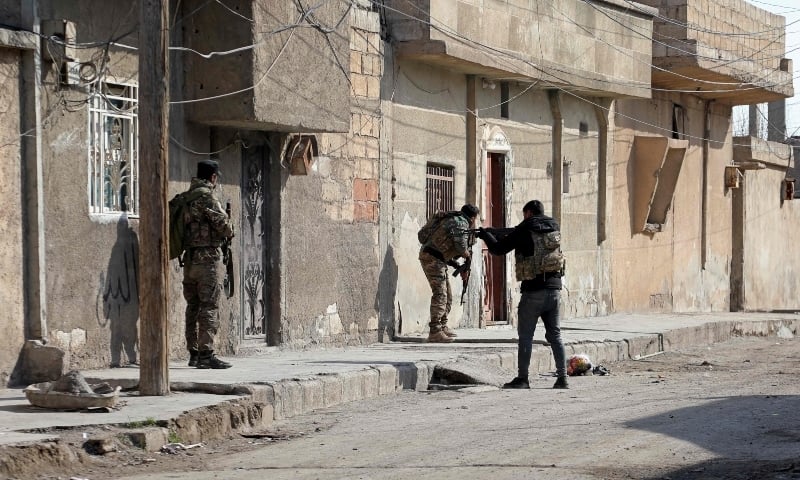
[[88, 82, 139, 216], [426, 164, 454, 219]]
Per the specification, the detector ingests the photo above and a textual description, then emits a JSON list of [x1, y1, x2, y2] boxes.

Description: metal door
[[482, 152, 507, 325], [241, 146, 267, 340]]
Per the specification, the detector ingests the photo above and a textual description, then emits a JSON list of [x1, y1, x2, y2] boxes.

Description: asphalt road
[[82, 336, 800, 480]]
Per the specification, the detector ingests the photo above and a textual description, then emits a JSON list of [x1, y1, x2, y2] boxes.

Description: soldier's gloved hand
[[475, 227, 487, 239]]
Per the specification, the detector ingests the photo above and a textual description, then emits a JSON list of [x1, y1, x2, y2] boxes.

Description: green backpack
[[418, 211, 459, 244], [168, 188, 209, 262]]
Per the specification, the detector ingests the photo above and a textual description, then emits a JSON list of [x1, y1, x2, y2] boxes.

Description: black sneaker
[[503, 377, 530, 389], [196, 354, 232, 369], [188, 349, 199, 367], [553, 376, 569, 389]]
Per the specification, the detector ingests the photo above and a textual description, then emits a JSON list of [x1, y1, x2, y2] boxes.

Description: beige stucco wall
[[739, 165, 800, 311], [268, 6, 383, 347], [37, 42, 142, 367], [390, 57, 613, 334], [0, 48, 26, 385], [390, 62, 470, 334], [732, 144, 800, 311], [611, 92, 734, 312]]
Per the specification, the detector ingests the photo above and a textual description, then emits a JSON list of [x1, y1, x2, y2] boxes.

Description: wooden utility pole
[[138, 0, 170, 395]]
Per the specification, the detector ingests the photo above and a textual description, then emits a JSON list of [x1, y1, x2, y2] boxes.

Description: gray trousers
[[517, 289, 566, 378]]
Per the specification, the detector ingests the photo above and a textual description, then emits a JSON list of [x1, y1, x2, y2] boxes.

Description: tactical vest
[[184, 188, 226, 249], [515, 230, 564, 280]]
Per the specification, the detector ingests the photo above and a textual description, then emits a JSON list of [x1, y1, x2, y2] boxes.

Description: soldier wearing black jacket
[[477, 200, 568, 389]]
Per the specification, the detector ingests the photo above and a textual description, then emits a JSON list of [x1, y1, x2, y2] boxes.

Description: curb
[[169, 317, 800, 442]]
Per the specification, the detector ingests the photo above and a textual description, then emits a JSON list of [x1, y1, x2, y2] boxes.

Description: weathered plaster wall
[[390, 61, 469, 334], [25, 0, 139, 369], [558, 94, 609, 318], [741, 167, 800, 310], [29, 0, 236, 367], [183, 0, 351, 133], [611, 92, 733, 313], [275, 5, 382, 347], [734, 145, 800, 311], [390, 62, 613, 332], [38, 53, 140, 368], [0, 48, 26, 385]]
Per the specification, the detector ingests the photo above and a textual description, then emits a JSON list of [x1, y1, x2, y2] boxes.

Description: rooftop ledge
[[652, 40, 794, 105]]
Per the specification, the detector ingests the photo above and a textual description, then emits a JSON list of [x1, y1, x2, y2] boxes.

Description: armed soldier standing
[[418, 204, 479, 343], [182, 160, 234, 369]]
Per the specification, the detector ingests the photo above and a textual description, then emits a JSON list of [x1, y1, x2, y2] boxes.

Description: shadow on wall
[[96, 215, 139, 367], [376, 245, 398, 342]]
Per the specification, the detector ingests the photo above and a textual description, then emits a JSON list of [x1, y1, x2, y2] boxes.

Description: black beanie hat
[[197, 159, 220, 180], [460, 204, 479, 218]]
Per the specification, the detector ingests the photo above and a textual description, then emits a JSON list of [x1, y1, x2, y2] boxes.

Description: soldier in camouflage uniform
[[182, 160, 235, 369], [419, 204, 479, 343]]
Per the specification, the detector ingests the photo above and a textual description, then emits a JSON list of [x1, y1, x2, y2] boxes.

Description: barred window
[[88, 82, 139, 215], [426, 164, 454, 219]]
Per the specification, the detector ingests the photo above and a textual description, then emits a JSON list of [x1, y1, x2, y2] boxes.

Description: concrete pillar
[[20, 0, 47, 341]]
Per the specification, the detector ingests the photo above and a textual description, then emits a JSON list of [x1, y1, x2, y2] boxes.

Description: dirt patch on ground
[[0, 419, 323, 480]]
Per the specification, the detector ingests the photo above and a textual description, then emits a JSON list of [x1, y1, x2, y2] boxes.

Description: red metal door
[[482, 153, 507, 325]]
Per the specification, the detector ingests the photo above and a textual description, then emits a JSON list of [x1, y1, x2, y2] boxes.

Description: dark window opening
[[500, 82, 509, 119], [426, 164, 454, 219], [672, 104, 686, 139]]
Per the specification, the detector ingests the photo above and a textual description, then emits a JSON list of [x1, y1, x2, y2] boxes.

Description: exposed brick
[[354, 201, 378, 223], [353, 178, 378, 202], [353, 178, 368, 201]]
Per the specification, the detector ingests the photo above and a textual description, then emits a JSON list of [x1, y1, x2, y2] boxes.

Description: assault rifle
[[450, 228, 478, 305], [222, 201, 235, 298], [451, 256, 471, 305]]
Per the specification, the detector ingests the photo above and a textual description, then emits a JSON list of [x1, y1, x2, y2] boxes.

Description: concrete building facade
[[382, 0, 658, 334], [0, 0, 383, 385], [612, 0, 798, 313]]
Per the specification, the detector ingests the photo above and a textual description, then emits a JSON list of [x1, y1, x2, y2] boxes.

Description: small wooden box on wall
[[724, 165, 741, 189], [286, 135, 318, 175]]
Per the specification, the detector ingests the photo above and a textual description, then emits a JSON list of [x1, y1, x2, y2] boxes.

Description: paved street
[[92, 336, 799, 480]]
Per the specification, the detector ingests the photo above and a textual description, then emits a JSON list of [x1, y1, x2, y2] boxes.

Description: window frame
[[425, 163, 454, 219], [88, 82, 139, 217]]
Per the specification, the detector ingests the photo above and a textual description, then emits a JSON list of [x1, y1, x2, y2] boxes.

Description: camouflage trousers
[[183, 247, 224, 353], [419, 250, 452, 333]]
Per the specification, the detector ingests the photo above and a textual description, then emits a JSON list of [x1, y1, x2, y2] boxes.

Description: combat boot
[[553, 376, 569, 389], [188, 349, 199, 367], [196, 352, 232, 369], [441, 325, 458, 337], [503, 377, 530, 389], [427, 330, 454, 343]]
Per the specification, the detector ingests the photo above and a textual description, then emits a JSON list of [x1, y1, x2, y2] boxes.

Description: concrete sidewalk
[[1, 312, 797, 449]]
